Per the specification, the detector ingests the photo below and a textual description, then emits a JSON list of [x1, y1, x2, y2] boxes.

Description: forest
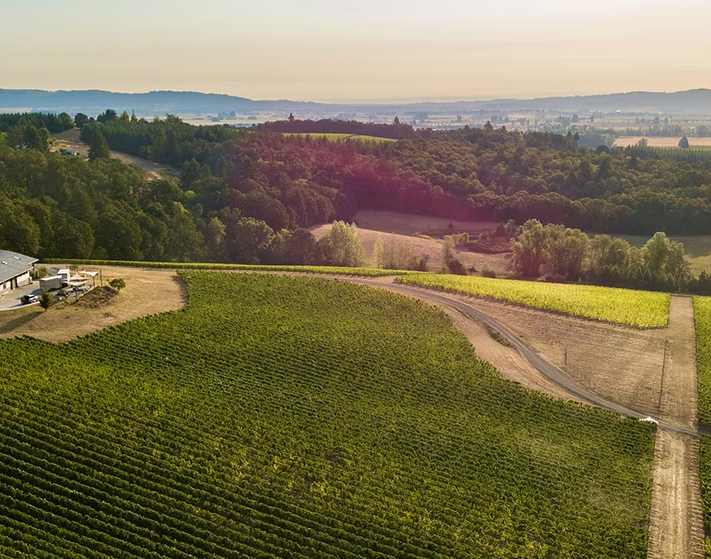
[[3, 112, 711, 288]]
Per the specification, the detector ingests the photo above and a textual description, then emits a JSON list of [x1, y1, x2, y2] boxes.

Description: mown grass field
[[0, 273, 654, 558], [283, 132, 397, 143], [397, 274, 670, 328]]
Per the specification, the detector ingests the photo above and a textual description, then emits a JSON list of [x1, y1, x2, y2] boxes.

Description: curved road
[[348, 278, 702, 437]]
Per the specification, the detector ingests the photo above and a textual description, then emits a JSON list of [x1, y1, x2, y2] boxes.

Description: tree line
[[4, 113, 711, 288], [511, 219, 711, 293]]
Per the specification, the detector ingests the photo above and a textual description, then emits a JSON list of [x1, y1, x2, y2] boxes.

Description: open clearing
[[614, 136, 711, 148], [284, 132, 397, 143], [0, 267, 185, 343], [310, 222, 511, 275], [51, 129, 177, 180], [351, 209, 499, 236]]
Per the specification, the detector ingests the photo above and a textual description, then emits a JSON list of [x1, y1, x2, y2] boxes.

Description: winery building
[[0, 250, 38, 293]]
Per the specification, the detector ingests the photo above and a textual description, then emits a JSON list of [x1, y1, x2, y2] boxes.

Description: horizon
[[3, 86, 711, 107], [2, 0, 710, 103]]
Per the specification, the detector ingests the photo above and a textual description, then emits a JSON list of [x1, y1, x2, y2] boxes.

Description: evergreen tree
[[88, 131, 110, 161], [679, 135, 690, 149]]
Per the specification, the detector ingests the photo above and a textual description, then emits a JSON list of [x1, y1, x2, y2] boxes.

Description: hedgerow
[[43, 258, 418, 277]]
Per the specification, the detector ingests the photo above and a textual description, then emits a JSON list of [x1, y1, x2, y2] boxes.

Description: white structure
[[0, 250, 38, 293], [39, 276, 62, 291]]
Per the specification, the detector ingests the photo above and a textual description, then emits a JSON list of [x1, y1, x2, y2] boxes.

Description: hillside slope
[[0, 273, 654, 558]]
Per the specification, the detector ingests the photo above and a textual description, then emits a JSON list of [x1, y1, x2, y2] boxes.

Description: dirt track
[[348, 278, 704, 559], [51, 130, 177, 180], [645, 297, 704, 559]]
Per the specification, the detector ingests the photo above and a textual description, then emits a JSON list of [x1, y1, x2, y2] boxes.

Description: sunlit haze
[[2, 0, 710, 102]]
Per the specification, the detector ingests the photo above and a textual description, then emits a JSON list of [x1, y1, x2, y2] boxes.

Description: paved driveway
[[0, 283, 41, 311]]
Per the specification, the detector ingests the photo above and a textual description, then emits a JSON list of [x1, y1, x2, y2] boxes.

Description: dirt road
[[346, 279, 704, 559], [51, 129, 177, 180], [645, 296, 704, 559], [1, 269, 702, 556]]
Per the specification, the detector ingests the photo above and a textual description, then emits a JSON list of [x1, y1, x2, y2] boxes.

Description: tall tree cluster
[[512, 219, 692, 291]]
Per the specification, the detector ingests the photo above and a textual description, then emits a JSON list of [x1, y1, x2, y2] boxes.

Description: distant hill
[[0, 89, 328, 116], [1, 88, 711, 116]]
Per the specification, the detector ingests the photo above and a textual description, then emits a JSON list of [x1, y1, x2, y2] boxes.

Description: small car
[[640, 417, 659, 425], [20, 294, 39, 305]]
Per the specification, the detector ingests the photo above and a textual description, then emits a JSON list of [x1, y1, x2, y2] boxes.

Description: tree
[[227, 217, 274, 264], [205, 216, 226, 261], [512, 219, 549, 277], [97, 109, 118, 123], [108, 278, 126, 292], [74, 113, 89, 128], [641, 232, 670, 278], [372, 236, 385, 267], [88, 131, 110, 161], [284, 228, 317, 265], [393, 116, 400, 125], [317, 221, 364, 266], [678, 136, 690, 149], [39, 290, 52, 310]]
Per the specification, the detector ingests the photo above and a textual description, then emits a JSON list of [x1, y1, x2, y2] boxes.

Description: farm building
[[0, 250, 38, 293]]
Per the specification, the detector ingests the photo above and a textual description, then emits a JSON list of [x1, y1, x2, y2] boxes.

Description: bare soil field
[[454, 295, 696, 422], [311, 222, 511, 275], [614, 136, 711, 147], [0, 267, 186, 343], [351, 209, 498, 236], [51, 129, 177, 180]]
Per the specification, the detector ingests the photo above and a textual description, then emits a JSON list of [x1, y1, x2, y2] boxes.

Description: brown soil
[[75, 286, 118, 308], [310, 223, 512, 275], [350, 209, 498, 236], [647, 431, 705, 559], [645, 296, 704, 559], [0, 267, 186, 343]]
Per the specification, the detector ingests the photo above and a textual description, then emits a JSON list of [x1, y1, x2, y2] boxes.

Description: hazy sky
[[2, 0, 710, 102]]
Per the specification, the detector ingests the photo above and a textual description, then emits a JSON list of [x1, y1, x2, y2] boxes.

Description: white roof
[[0, 250, 38, 284], [41, 275, 62, 281], [79, 271, 99, 277]]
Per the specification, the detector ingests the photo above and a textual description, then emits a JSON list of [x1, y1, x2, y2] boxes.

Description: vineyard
[[695, 296, 711, 427], [694, 296, 711, 557], [43, 259, 416, 277], [283, 133, 397, 143], [0, 273, 655, 558], [397, 274, 670, 328]]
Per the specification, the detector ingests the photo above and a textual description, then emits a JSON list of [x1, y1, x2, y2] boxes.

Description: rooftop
[[0, 250, 38, 284]]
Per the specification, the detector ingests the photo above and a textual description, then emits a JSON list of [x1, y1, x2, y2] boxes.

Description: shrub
[[481, 266, 497, 278], [108, 278, 126, 292], [38, 290, 52, 310]]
